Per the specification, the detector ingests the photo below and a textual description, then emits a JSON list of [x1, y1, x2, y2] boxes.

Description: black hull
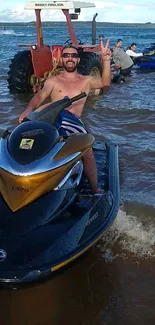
[[0, 141, 119, 287]]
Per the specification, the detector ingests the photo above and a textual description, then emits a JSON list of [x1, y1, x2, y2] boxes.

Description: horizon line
[[0, 21, 154, 24]]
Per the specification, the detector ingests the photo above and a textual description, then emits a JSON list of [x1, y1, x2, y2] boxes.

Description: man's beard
[[62, 61, 78, 72]]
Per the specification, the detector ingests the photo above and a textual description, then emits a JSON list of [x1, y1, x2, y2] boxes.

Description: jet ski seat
[[7, 121, 59, 165]]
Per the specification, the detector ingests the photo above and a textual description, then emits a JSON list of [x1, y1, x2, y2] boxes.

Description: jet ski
[[134, 43, 155, 70], [0, 92, 119, 288]]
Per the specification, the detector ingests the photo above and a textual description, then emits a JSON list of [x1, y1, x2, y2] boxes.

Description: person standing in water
[[126, 43, 143, 59]]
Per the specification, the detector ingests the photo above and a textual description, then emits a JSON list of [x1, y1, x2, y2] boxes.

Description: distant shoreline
[[0, 21, 155, 29]]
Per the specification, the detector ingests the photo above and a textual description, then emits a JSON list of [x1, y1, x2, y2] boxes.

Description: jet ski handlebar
[[70, 92, 87, 103], [22, 92, 87, 124]]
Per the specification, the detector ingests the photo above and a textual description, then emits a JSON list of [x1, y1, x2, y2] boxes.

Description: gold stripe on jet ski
[[0, 134, 94, 212], [51, 221, 116, 272], [53, 134, 95, 160]]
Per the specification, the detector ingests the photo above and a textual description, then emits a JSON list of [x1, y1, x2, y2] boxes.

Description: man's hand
[[100, 39, 112, 61], [18, 108, 30, 123], [115, 64, 121, 70], [18, 79, 54, 124]]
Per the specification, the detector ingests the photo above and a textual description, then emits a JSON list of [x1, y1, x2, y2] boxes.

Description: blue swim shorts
[[56, 110, 88, 136]]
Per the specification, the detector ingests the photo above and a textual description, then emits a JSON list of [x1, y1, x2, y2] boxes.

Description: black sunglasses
[[62, 53, 79, 58]]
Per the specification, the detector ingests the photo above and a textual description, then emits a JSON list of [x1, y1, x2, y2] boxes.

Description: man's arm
[[88, 39, 112, 90], [88, 60, 111, 89], [126, 49, 143, 57], [18, 78, 54, 123]]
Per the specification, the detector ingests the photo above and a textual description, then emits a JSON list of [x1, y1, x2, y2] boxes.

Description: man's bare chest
[[53, 78, 88, 97]]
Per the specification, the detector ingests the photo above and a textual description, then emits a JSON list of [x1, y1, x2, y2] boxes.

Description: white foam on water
[[0, 30, 25, 36], [100, 208, 155, 261]]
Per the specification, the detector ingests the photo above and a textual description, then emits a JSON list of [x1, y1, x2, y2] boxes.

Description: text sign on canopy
[[24, 1, 95, 10]]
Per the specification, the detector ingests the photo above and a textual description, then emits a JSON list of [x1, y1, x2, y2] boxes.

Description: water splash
[[0, 30, 25, 36], [100, 208, 155, 260]]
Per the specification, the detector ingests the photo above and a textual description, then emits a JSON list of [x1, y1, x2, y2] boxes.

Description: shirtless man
[[19, 40, 111, 193]]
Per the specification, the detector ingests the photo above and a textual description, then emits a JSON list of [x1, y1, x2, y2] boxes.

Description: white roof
[[25, 1, 95, 10]]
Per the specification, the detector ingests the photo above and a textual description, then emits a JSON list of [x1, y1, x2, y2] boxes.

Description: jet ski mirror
[[26, 92, 87, 126]]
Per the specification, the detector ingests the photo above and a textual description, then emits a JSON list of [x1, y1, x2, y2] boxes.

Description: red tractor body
[[8, 1, 104, 93]]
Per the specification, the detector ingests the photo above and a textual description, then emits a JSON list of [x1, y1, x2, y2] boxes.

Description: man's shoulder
[[80, 74, 91, 81], [46, 74, 62, 85], [48, 75, 60, 81], [126, 49, 132, 54], [113, 48, 120, 55]]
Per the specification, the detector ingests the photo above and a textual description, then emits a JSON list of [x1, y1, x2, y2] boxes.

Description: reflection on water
[[0, 249, 115, 325], [0, 246, 155, 325]]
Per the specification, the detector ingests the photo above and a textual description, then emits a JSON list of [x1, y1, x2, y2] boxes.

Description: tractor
[[7, 1, 107, 94]]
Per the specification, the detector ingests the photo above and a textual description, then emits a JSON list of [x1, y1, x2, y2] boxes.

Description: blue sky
[[0, 1, 154, 23]]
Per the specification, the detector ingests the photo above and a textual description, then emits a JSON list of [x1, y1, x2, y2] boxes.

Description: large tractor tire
[[77, 52, 102, 95], [7, 50, 34, 94]]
